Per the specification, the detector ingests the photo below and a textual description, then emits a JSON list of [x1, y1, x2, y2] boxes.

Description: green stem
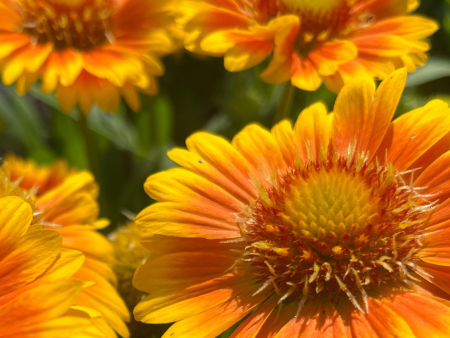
[[78, 113, 99, 177], [273, 82, 296, 125]]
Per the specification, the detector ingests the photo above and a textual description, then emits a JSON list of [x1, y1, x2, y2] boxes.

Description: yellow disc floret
[[15, 0, 114, 50]]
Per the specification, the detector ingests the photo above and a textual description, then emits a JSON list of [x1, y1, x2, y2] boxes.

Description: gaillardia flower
[[180, 0, 437, 92], [134, 68, 450, 337], [5, 153, 75, 194], [0, 168, 109, 337], [4, 156, 130, 338], [0, 195, 93, 337], [110, 221, 150, 308], [0, 0, 179, 113]]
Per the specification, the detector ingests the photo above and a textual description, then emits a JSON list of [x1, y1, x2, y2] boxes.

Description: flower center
[[280, 0, 343, 14], [14, 0, 115, 50], [239, 153, 431, 313], [250, 0, 371, 49]]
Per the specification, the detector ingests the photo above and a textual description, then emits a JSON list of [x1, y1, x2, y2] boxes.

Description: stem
[[273, 82, 296, 125], [78, 113, 99, 177]]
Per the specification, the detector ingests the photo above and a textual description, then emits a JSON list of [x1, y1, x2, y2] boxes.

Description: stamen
[[335, 275, 365, 314]]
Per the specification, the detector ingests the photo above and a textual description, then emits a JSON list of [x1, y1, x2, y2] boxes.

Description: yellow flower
[[134, 68, 450, 337], [180, 0, 438, 92], [110, 222, 150, 308], [5, 153, 76, 195], [0, 167, 105, 337], [4, 156, 130, 338], [0, 0, 179, 114]]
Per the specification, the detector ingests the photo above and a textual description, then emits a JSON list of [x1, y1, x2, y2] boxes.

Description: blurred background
[[1, 0, 449, 336]]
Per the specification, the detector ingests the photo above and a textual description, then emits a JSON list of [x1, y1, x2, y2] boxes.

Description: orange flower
[[0, 0, 179, 114], [5, 156, 130, 338], [0, 168, 109, 337], [110, 222, 150, 308], [5, 154, 76, 195], [0, 195, 94, 337], [133, 68, 450, 337], [180, 0, 438, 92]]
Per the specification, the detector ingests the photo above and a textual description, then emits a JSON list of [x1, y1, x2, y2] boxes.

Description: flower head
[[4, 156, 130, 337], [0, 0, 179, 113], [134, 68, 450, 337], [110, 221, 150, 308], [180, 0, 437, 92], [0, 166, 113, 337]]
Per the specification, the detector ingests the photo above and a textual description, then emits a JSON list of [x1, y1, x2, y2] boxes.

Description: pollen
[[14, 0, 115, 50], [238, 151, 434, 314]]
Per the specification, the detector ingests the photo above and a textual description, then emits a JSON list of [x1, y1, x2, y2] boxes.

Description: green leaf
[[0, 85, 54, 161], [406, 57, 450, 87]]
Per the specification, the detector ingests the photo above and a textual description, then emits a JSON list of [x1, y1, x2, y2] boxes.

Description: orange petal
[[168, 148, 253, 204], [356, 16, 439, 41], [405, 131, 450, 180], [415, 150, 450, 203], [135, 275, 251, 324], [37, 172, 99, 226], [56, 226, 114, 264], [133, 251, 238, 293], [418, 227, 450, 266], [255, 302, 297, 338], [416, 261, 450, 297], [136, 201, 240, 239], [365, 68, 407, 161], [0, 34, 30, 59], [424, 198, 450, 232], [0, 229, 61, 297], [330, 75, 376, 157], [186, 132, 258, 199], [161, 284, 270, 338], [0, 279, 85, 331], [0, 196, 32, 257], [271, 120, 297, 168], [352, 35, 412, 58], [231, 295, 279, 338], [309, 40, 357, 76], [291, 54, 322, 91], [353, 57, 395, 79], [294, 102, 330, 162], [74, 267, 130, 338], [380, 291, 450, 337], [232, 124, 286, 178], [225, 41, 273, 72], [337, 297, 414, 337], [376, 100, 450, 171], [274, 301, 346, 338]]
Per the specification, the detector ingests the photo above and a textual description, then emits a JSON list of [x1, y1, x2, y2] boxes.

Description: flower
[[109, 221, 150, 308], [0, 0, 179, 114], [4, 156, 130, 338], [0, 195, 94, 337], [180, 0, 438, 92], [5, 153, 76, 195], [133, 68, 450, 337], [0, 167, 107, 337]]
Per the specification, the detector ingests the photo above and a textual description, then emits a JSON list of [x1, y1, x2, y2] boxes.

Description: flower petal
[[231, 296, 279, 338], [0, 196, 32, 257], [380, 292, 450, 337], [415, 150, 450, 203], [161, 284, 270, 338], [331, 75, 376, 157], [232, 124, 286, 178], [294, 102, 330, 162], [186, 132, 258, 199], [375, 100, 450, 171]]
